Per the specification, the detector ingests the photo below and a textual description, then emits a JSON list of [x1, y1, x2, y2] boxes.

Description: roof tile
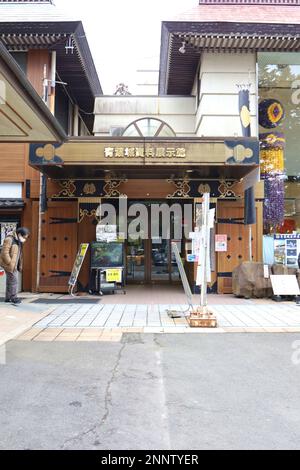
[[169, 4, 300, 24]]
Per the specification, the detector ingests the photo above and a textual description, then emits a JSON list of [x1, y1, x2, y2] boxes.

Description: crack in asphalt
[[60, 424, 99, 450], [60, 343, 126, 450], [153, 335, 163, 349], [100, 342, 127, 428]]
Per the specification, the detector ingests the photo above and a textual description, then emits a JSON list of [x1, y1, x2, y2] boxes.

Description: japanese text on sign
[[106, 269, 122, 283], [104, 147, 186, 159]]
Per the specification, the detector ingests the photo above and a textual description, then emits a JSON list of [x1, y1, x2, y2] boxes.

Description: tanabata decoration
[[260, 132, 286, 229], [259, 99, 285, 129], [279, 219, 296, 234]]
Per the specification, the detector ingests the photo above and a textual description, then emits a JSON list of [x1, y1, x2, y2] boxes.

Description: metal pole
[[249, 226, 252, 262], [36, 173, 43, 292], [200, 193, 210, 308]]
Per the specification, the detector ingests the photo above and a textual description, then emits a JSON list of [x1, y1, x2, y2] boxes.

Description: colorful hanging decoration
[[263, 175, 285, 228], [279, 219, 296, 235], [260, 133, 285, 174], [259, 99, 285, 129], [260, 132, 286, 229]]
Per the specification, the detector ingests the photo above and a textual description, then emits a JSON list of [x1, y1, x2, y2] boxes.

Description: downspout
[[49, 51, 57, 115]]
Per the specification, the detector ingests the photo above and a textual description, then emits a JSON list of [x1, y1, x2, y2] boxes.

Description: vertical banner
[[238, 85, 256, 226], [41, 175, 48, 214], [239, 88, 252, 138]]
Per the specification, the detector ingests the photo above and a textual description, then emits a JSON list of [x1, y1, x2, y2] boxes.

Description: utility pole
[[199, 193, 210, 310], [189, 193, 217, 328]]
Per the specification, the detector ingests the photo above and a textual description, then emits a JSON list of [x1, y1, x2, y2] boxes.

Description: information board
[[68, 244, 89, 293], [215, 235, 228, 253], [106, 269, 122, 283], [271, 275, 300, 297], [274, 234, 300, 268], [96, 225, 117, 242]]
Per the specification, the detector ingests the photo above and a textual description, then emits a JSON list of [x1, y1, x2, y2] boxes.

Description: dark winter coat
[[0, 233, 23, 273]]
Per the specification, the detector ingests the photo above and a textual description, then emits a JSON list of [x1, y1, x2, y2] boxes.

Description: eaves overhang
[[159, 20, 300, 95], [0, 41, 66, 143]]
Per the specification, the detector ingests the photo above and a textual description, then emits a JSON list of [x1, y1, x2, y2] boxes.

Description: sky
[[56, 0, 196, 94]]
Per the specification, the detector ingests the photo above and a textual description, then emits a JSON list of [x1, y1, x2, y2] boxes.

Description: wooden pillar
[[27, 50, 51, 98], [73, 105, 79, 136]]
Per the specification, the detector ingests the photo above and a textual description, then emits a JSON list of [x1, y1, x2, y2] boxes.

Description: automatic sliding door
[[151, 238, 170, 282], [126, 237, 146, 283]]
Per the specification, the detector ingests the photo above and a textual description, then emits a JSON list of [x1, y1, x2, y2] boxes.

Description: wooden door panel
[[39, 202, 77, 293], [217, 201, 262, 294], [78, 218, 96, 291]]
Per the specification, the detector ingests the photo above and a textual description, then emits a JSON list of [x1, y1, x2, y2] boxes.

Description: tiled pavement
[[14, 301, 300, 342], [0, 303, 55, 347]]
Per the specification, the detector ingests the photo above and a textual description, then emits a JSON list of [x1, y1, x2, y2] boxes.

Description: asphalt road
[[0, 334, 300, 450]]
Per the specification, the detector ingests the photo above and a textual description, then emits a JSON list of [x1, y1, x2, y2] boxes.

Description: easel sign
[[68, 243, 89, 296], [271, 275, 300, 297], [171, 242, 194, 312]]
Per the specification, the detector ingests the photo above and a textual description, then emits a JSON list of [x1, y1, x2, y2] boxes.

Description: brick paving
[[31, 302, 300, 330], [2, 288, 300, 343], [13, 301, 298, 342]]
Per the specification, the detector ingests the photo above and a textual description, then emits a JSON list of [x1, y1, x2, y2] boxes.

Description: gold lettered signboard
[[104, 146, 186, 159], [31, 139, 260, 171], [32, 140, 228, 166]]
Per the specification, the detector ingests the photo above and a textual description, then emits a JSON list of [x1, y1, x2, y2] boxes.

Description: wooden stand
[[188, 307, 218, 329]]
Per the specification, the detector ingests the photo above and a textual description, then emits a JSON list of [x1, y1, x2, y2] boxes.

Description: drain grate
[[30, 298, 102, 305]]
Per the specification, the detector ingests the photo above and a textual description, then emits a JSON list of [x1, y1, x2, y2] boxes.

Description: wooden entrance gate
[[217, 200, 263, 294], [38, 202, 78, 293]]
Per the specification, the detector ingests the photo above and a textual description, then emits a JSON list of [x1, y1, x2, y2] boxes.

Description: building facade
[[2, 0, 300, 296], [0, 0, 102, 293]]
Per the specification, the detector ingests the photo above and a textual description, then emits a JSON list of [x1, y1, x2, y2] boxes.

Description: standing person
[[0, 228, 30, 305]]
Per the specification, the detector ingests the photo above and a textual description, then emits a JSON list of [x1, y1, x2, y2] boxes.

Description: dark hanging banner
[[41, 175, 48, 214], [238, 85, 256, 226]]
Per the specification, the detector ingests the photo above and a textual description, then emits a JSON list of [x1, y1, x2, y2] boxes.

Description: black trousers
[[5, 271, 18, 301]]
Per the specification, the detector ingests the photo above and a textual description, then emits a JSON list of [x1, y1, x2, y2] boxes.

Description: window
[[258, 52, 300, 177], [122, 118, 176, 138]]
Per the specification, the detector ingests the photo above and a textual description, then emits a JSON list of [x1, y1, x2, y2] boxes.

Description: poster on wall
[[274, 234, 300, 268], [0, 222, 17, 246], [96, 225, 117, 243], [191, 231, 202, 262], [215, 235, 228, 253]]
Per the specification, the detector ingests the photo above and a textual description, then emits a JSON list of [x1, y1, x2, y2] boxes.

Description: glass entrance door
[[126, 201, 185, 284], [151, 238, 171, 282], [150, 240, 181, 283], [126, 237, 146, 284]]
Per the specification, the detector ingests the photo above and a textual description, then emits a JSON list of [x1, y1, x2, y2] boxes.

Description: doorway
[[126, 201, 185, 285]]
